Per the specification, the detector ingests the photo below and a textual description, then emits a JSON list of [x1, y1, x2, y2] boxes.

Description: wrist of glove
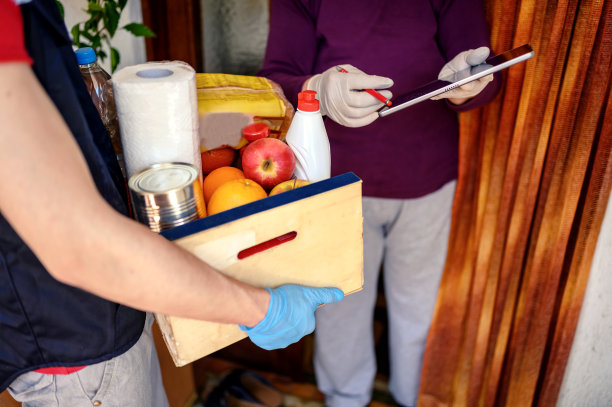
[[306, 64, 393, 128], [239, 284, 344, 350], [431, 46, 494, 102]]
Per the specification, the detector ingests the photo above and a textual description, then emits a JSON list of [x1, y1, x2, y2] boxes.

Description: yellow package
[[196, 73, 294, 151]]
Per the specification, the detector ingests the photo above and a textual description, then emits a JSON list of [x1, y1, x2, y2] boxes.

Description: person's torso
[[309, 1, 456, 198], [0, 0, 145, 392], [288, 0, 492, 198]]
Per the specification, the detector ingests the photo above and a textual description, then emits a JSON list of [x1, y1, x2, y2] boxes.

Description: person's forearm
[[0, 63, 268, 328], [58, 206, 269, 327]]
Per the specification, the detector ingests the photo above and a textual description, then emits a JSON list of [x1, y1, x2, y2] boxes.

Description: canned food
[[128, 162, 205, 232]]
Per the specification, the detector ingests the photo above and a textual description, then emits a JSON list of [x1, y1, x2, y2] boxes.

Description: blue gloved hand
[[239, 284, 344, 350]]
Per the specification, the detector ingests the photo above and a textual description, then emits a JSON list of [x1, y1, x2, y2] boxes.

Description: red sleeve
[[0, 0, 33, 64]]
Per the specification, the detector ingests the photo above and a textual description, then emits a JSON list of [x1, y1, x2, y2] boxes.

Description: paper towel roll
[[112, 61, 201, 179]]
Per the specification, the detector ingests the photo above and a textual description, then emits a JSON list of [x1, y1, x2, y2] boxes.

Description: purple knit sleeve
[[436, 0, 502, 111], [258, 0, 320, 108]]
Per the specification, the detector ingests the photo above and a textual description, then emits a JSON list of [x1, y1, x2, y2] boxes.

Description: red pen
[[336, 66, 392, 107]]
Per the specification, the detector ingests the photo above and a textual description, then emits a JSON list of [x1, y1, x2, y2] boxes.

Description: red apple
[[269, 179, 311, 196], [241, 138, 296, 190]]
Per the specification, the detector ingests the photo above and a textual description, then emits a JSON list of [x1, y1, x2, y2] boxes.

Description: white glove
[[431, 47, 494, 102], [305, 64, 393, 128]]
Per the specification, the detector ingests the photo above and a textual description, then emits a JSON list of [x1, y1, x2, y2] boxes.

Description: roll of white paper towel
[[112, 61, 201, 179]]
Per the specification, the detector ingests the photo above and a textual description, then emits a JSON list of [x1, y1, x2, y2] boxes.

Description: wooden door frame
[[140, 0, 203, 72]]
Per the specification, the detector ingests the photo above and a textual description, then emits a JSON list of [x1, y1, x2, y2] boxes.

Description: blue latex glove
[[239, 284, 344, 350]]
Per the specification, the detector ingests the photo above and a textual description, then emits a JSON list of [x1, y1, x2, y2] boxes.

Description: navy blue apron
[[0, 0, 145, 391]]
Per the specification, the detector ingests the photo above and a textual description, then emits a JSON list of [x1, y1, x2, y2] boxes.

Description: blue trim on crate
[[160, 172, 361, 241]]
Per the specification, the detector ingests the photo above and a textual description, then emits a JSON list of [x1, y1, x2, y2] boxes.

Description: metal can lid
[[129, 162, 199, 195]]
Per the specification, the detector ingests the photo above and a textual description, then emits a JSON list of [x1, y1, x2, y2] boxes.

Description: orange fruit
[[203, 166, 245, 204], [207, 178, 267, 215], [201, 147, 236, 174], [269, 179, 310, 196], [193, 178, 207, 218]]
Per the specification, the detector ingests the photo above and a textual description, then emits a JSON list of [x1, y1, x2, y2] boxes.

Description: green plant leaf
[[56, 1, 64, 19], [110, 47, 120, 73], [87, 1, 104, 12], [84, 15, 101, 32], [92, 36, 102, 52], [60, 0, 148, 76], [123, 22, 155, 37], [70, 24, 80, 46], [81, 30, 94, 41], [103, 2, 120, 37]]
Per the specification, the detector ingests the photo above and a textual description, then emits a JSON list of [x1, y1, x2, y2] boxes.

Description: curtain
[[418, 0, 612, 406]]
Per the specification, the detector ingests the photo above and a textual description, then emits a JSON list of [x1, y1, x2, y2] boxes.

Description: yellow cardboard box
[[155, 173, 364, 366]]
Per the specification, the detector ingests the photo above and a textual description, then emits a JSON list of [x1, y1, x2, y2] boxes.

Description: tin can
[[128, 162, 205, 232]]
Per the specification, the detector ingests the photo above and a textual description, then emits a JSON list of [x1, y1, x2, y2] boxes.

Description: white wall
[[557, 191, 612, 406], [61, 0, 147, 73], [201, 0, 269, 74]]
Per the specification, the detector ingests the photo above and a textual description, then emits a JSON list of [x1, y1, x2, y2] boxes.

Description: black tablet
[[378, 44, 534, 117]]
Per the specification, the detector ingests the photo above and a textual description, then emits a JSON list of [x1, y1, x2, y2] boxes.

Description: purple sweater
[[259, 0, 500, 198]]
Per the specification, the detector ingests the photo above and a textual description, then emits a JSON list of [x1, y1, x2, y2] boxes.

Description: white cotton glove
[[431, 47, 494, 102], [305, 64, 393, 128]]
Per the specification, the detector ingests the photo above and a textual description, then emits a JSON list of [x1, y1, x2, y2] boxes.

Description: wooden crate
[[155, 172, 364, 366]]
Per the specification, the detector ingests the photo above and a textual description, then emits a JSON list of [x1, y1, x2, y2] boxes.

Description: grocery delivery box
[[155, 172, 364, 366]]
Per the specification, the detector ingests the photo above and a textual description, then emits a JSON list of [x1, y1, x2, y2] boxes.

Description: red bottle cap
[[298, 90, 319, 112], [242, 122, 270, 141]]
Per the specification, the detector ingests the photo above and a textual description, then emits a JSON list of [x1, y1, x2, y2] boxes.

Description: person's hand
[[431, 47, 494, 104], [239, 284, 344, 350], [305, 65, 393, 128]]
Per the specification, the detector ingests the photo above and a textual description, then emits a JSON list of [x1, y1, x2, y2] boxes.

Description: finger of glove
[[345, 73, 394, 91], [329, 103, 384, 127], [249, 314, 315, 350], [345, 89, 393, 108], [336, 64, 365, 75], [249, 329, 303, 350], [439, 50, 471, 78], [305, 73, 323, 94], [431, 77, 489, 100], [305, 286, 345, 305], [466, 46, 490, 66], [459, 75, 492, 91], [440, 47, 490, 79], [331, 110, 380, 128]]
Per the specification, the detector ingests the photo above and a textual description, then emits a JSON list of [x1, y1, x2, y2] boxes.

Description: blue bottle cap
[[75, 47, 97, 65]]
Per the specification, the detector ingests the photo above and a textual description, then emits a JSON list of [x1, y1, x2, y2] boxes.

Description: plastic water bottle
[[75, 47, 125, 178], [285, 90, 331, 182]]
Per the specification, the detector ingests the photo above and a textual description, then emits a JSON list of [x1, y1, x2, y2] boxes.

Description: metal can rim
[[128, 162, 199, 196]]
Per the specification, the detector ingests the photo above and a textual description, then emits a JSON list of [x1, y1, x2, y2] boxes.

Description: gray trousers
[[314, 181, 455, 407], [8, 313, 169, 407]]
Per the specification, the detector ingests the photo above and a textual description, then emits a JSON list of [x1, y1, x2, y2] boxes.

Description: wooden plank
[[152, 323, 197, 407], [0, 390, 20, 407], [156, 173, 364, 366], [141, 0, 203, 72]]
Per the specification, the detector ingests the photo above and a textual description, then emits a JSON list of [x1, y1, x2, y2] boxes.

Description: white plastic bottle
[[285, 90, 331, 182]]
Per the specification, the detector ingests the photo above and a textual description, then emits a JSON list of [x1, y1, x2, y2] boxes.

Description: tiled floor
[[194, 357, 400, 407]]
